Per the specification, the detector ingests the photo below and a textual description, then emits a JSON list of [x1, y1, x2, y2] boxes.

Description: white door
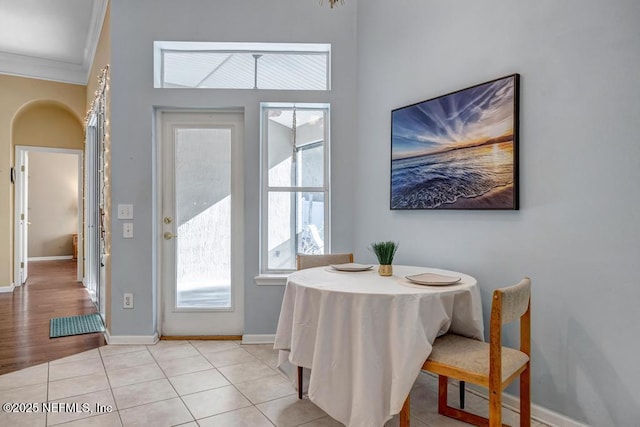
[[16, 151, 29, 284], [159, 111, 244, 336]]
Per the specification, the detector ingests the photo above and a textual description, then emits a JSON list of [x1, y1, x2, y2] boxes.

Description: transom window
[[261, 103, 330, 273], [154, 42, 330, 90]]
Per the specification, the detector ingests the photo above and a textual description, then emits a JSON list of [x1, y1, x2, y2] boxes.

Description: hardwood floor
[[0, 260, 105, 375]]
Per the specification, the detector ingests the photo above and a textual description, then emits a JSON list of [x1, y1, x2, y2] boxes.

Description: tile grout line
[[207, 349, 279, 426], [147, 341, 198, 425], [47, 350, 115, 426], [164, 340, 283, 426], [98, 345, 125, 427], [189, 341, 275, 426]]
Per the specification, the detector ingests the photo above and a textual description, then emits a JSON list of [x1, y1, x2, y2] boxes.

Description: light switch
[[117, 204, 134, 219], [123, 223, 134, 238]]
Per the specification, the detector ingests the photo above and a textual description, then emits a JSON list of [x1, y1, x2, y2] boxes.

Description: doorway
[[14, 146, 83, 286], [158, 111, 244, 336]]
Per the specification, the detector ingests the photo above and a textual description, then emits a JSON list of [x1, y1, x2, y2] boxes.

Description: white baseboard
[[498, 389, 586, 427], [242, 334, 275, 344], [28, 255, 73, 261], [457, 380, 587, 427], [104, 329, 159, 345], [0, 283, 15, 293]]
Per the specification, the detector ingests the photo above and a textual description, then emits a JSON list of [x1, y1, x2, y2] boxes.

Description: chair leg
[[297, 366, 303, 399], [520, 365, 531, 427], [459, 380, 465, 409], [437, 375, 449, 414], [399, 395, 410, 427], [488, 387, 502, 427], [437, 375, 491, 426]]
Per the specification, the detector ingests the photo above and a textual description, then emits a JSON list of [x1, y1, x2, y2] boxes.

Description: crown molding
[[0, 52, 86, 85], [0, 0, 108, 86], [82, 0, 109, 83]]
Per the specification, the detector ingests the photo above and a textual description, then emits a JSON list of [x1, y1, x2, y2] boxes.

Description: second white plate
[[405, 273, 461, 286]]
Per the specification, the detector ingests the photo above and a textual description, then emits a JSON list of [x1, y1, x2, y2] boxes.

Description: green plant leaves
[[368, 241, 399, 265]]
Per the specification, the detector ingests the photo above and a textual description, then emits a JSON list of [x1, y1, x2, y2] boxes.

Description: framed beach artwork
[[390, 74, 519, 210]]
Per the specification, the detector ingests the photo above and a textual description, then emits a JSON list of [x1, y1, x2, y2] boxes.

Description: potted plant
[[369, 241, 399, 276]]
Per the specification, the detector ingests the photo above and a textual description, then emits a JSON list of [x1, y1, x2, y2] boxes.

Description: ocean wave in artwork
[[391, 142, 514, 209]]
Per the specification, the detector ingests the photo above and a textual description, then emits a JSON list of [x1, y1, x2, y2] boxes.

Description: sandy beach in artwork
[[437, 183, 515, 209]]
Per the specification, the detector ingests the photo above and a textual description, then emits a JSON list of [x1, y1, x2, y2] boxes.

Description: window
[[154, 42, 330, 90], [261, 103, 330, 273]]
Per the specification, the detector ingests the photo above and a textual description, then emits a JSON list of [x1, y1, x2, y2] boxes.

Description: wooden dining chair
[[294, 252, 354, 399], [421, 277, 531, 427], [296, 252, 354, 271]]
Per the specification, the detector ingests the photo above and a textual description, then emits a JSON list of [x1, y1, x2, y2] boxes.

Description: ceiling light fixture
[[321, 0, 344, 8]]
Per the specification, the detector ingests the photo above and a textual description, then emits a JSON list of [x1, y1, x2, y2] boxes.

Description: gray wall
[[354, 0, 640, 425], [108, 0, 639, 422], [109, 0, 356, 336]]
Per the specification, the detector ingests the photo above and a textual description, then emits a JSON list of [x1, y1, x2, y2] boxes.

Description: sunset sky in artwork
[[392, 76, 516, 160]]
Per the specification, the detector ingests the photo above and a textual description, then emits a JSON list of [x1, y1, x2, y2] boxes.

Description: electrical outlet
[[123, 293, 134, 309]]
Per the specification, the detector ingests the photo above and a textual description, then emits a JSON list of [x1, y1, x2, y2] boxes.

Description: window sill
[[254, 274, 290, 286]]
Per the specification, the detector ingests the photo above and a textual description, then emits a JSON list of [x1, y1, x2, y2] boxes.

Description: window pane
[[175, 128, 231, 308], [298, 143, 324, 187], [198, 53, 255, 89], [163, 52, 253, 89], [297, 192, 325, 255], [267, 191, 325, 270], [267, 108, 325, 187], [267, 112, 294, 187], [257, 53, 327, 90], [158, 44, 329, 90], [267, 192, 294, 270]]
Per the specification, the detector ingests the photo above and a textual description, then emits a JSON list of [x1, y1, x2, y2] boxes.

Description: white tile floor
[[0, 341, 548, 426]]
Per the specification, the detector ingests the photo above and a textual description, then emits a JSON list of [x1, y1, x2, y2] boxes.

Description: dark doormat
[[50, 313, 105, 338]]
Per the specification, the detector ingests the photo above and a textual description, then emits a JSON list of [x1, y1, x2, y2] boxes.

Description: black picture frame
[[390, 74, 520, 210]]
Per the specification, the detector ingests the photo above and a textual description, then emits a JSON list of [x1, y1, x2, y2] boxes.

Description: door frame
[[14, 145, 84, 286], [84, 113, 104, 315], [154, 108, 245, 337]]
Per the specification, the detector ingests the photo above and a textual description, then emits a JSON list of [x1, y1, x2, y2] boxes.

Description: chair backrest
[[490, 277, 531, 356], [296, 253, 354, 270], [495, 277, 531, 325]]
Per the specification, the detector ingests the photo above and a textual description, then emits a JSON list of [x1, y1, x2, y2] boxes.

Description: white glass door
[[85, 115, 99, 305], [160, 111, 244, 336], [15, 150, 29, 284]]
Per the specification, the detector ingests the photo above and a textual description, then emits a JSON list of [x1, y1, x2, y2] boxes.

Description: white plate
[[330, 263, 374, 272], [405, 273, 461, 286]]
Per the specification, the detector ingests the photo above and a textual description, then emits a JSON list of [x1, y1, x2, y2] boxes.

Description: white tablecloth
[[274, 265, 484, 427]]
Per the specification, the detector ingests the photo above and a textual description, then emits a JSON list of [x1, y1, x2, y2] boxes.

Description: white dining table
[[273, 265, 484, 427]]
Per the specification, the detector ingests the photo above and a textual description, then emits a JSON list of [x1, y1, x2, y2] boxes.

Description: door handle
[[163, 232, 178, 240]]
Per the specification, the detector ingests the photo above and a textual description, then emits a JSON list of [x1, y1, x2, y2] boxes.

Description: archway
[[12, 101, 85, 286]]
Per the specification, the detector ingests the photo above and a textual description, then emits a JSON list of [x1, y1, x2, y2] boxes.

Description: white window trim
[[254, 274, 289, 286], [258, 102, 331, 278]]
